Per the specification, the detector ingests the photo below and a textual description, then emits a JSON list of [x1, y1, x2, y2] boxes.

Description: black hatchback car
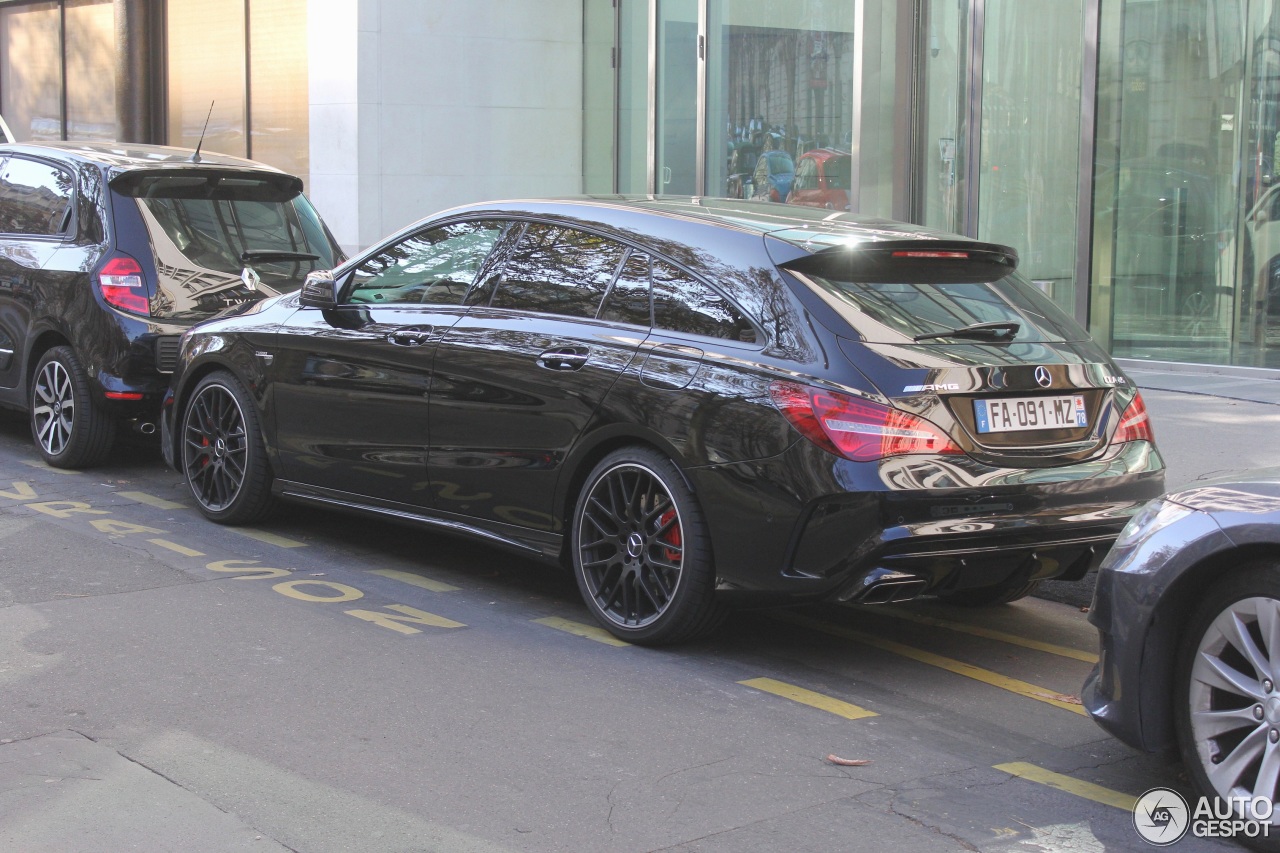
[[161, 197, 1166, 644], [0, 142, 343, 468]]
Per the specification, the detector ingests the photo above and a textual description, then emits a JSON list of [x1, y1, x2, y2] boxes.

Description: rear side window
[[347, 221, 505, 305], [489, 223, 626, 318], [0, 156, 73, 236], [652, 260, 757, 343], [598, 251, 651, 327]]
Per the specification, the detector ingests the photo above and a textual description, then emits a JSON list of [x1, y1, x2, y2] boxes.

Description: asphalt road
[[0, 383, 1274, 853]]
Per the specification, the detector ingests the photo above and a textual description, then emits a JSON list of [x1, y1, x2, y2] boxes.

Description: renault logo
[[1034, 366, 1052, 388]]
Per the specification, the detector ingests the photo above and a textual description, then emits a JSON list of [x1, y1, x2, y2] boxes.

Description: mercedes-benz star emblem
[[1034, 366, 1052, 388]]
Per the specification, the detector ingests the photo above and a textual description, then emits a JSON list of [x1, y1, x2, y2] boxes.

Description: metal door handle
[[387, 328, 432, 347], [537, 347, 589, 371]]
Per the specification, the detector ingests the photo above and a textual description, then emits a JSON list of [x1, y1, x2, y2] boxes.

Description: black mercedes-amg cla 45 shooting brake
[[160, 197, 1166, 644]]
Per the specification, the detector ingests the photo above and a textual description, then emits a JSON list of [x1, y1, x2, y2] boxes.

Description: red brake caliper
[[657, 509, 682, 564]]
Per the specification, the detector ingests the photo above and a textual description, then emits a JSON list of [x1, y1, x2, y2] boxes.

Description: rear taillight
[[97, 255, 149, 315], [1113, 392, 1154, 444], [769, 380, 963, 462]]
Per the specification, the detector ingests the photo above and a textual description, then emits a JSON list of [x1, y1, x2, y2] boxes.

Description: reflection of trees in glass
[[0, 158, 73, 235], [652, 259, 755, 342], [349, 221, 504, 306], [491, 224, 625, 318]]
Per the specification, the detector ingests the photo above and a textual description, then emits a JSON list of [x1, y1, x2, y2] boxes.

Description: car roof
[[0, 141, 289, 175], [435, 195, 984, 255]]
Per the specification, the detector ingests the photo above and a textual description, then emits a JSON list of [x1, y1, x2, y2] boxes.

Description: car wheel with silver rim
[[1177, 564, 1280, 847], [571, 447, 726, 645], [29, 345, 115, 468]]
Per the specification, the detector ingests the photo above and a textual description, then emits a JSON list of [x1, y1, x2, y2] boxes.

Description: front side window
[[347, 220, 505, 306], [489, 224, 626, 318], [652, 260, 757, 343], [0, 156, 72, 236]]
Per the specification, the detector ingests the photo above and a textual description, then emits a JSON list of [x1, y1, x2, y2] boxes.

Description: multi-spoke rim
[[32, 360, 75, 456], [577, 462, 685, 629], [1189, 596, 1280, 819], [182, 383, 249, 512]]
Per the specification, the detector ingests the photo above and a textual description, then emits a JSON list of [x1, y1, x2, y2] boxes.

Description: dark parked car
[[161, 197, 1165, 644], [1084, 474, 1280, 834], [0, 142, 343, 468]]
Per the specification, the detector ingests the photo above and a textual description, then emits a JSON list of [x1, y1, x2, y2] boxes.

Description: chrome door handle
[[537, 347, 589, 371], [386, 328, 432, 347]]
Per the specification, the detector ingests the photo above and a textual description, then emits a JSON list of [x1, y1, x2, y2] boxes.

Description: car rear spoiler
[[779, 239, 1019, 284], [109, 168, 303, 202]]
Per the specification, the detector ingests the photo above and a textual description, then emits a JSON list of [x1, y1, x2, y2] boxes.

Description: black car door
[[269, 219, 507, 509], [0, 155, 77, 397], [427, 222, 646, 534]]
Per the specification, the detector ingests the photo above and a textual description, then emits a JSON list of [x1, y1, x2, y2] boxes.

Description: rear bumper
[[690, 438, 1166, 603]]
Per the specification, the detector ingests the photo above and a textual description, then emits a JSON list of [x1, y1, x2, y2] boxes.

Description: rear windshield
[[123, 175, 341, 321], [801, 271, 1090, 344]]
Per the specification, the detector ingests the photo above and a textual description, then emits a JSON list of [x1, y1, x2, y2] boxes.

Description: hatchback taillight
[[97, 255, 149, 315], [769, 380, 963, 462], [1113, 392, 1154, 444]]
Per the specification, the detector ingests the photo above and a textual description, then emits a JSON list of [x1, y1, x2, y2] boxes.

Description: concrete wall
[[308, 0, 585, 253]]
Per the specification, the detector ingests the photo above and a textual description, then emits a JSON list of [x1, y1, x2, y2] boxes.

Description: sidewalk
[[1118, 358, 1280, 405]]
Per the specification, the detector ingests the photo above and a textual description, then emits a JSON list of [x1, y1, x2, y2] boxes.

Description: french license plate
[[973, 395, 1087, 434]]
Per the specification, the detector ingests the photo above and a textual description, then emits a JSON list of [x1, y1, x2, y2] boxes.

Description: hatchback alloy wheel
[[32, 359, 75, 457]]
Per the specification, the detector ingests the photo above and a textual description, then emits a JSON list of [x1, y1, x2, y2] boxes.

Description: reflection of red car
[[786, 148, 851, 211]]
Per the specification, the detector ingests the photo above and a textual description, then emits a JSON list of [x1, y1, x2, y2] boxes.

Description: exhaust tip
[[838, 568, 928, 605], [134, 421, 157, 435]]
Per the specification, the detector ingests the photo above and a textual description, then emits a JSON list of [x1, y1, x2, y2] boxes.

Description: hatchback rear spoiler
[[780, 239, 1018, 284], [110, 168, 303, 201]]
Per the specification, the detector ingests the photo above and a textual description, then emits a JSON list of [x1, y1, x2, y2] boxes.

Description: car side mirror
[[299, 270, 339, 309]]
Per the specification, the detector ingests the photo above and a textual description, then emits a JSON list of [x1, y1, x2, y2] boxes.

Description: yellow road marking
[[118, 491, 186, 510], [367, 569, 460, 593], [739, 677, 877, 720], [993, 762, 1137, 811], [534, 617, 631, 647], [771, 611, 1087, 715], [273, 580, 362, 602], [346, 605, 466, 633], [148, 538, 205, 557], [229, 528, 307, 548], [21, 459, 80, 474], [868, 607, 1098, 663]]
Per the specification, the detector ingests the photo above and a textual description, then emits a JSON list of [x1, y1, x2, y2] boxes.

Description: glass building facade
[[586, 0, 1280, 370], [1, 0, 1278, 370]]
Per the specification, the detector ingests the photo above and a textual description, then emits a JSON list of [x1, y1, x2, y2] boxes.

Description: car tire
[[1175, 564, 1280, 850], [180, 371, 276, 525], [571, 447, 728, 645], [937, 578, 1041, 607], [29, 346, 116, 469]]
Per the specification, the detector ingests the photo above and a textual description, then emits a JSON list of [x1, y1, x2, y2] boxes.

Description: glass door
[[656, 0, 700, 194], [918, 0, 972, 234]]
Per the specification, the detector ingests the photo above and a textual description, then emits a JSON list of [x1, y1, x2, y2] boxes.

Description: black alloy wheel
[[181, 372, 276, 524], [1176, 563, 1280, 851], [572, 447, 726, 645], [29, 345, 115, 469]]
